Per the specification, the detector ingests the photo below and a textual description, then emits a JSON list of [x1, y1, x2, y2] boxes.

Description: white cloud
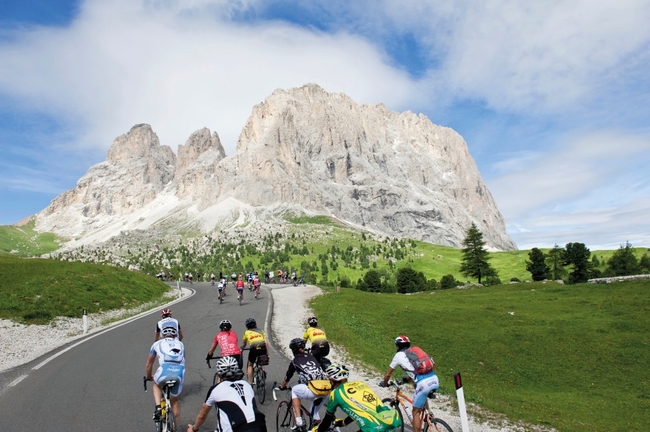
[[487, 130, 650, 248], [0, 0, 418, 156]]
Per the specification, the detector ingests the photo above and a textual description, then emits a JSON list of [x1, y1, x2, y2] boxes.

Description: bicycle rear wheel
[[276, 400, 293, 432], [166, 408, 176, 432], [255, 368, 267, 403], [381, 398, 404, 432], [423, 416, 453, 432]]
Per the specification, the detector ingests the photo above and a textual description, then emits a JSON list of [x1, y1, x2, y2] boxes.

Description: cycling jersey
[[303, 327, 327, 345], [156, 317, 181, 336], [213, 330, 242, 356], [389, 350, 439, 409], [321, 381, 401, 432], [150, 337, 186, 397], [205, 379, 265, 432], [236, 280, 245, 291], [283, 353, 326, 384], [242, 329, 267, 350]]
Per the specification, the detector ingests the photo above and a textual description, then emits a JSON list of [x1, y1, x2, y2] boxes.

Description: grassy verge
[[310, 281, 650, 432], [0, 256, 170, 324]]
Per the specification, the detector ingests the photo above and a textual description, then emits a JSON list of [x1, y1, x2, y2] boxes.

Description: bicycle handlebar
[[272, 381, 291, 401], [143, 376, 150, 391]]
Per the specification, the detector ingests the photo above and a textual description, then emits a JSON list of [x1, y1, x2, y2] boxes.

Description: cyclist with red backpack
[[379, 335, 439, 432]]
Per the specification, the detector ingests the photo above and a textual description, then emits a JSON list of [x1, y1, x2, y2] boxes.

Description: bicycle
[[143, 376, 177, 432], [381, 380, 453, 432], [272, 382, 339, 432], [251, 354, 268, 404]]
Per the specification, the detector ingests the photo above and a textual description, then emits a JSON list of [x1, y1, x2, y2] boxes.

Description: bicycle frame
[[383, 381, 453, 432], [143, 376, 177, 432]]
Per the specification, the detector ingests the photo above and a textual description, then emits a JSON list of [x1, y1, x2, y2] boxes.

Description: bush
[[440, 274, 458, 290], [483, 276, 502, 286]]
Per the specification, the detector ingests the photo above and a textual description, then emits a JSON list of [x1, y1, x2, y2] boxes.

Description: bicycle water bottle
[[404, 405, 413, 422], [160, 399, 166, 418]]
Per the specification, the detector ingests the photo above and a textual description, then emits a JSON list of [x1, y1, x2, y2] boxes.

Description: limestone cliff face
[[226, 84, 514, 249], [36, 124, 175, 236], [34, 84, 516, 250]]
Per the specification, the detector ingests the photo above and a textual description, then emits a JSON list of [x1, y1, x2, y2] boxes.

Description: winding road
[[0, 282, 293, 431]]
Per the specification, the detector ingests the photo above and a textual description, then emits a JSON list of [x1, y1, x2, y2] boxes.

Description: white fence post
[[454, 372, 470, 432], [82, 309, 88, 334]]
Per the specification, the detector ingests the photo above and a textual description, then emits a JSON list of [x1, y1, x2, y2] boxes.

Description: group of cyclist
[[146, 305, 439, 432]]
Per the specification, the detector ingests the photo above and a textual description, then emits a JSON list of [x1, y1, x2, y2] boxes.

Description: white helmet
[[325, 364, 350, 381], [215, 356, 242, 379]]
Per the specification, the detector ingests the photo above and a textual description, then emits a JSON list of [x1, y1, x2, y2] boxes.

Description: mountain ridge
[[33, 84, 517, 251]]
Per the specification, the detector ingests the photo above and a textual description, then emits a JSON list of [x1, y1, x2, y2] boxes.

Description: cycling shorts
[[247, 346, 268, 364], [237, 288, 244, 294], [412, 372, 439, 409], [154, 363, 185, 397]]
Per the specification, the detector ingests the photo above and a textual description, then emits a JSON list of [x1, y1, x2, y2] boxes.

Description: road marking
[[32, 288, 195, 371], [9, 375, 28, 387]]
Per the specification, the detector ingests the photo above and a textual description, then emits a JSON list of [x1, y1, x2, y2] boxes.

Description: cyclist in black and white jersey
[[155, 308, 184, 342], [186, 356, 266, 432], [278, 338, 328, 430]]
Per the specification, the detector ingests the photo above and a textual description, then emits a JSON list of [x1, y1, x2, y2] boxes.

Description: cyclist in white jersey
[[155, 308, 184, 341], [186, 356, 266, 432], [146, 326, 186, 424]]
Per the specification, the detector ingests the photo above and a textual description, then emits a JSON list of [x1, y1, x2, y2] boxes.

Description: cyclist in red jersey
[[235, 274, 246, 303], [206, 319, 243, 369]]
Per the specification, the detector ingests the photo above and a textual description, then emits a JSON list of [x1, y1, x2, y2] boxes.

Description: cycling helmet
[[325, 364, 349, 381], [395, 335, 411, 351], [219, 320, 232, 331], [245, 318, 257, 329], [215, 356, 243, 379], [307, 316, 318, 327], [161, 326, 178, 338], [289, 338, 305, 353], [161, 308, 172, 318]]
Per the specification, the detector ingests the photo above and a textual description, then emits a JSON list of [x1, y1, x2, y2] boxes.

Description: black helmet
[[307, 316, 318, 327], [395, 335, 411, 351], [245, 318, 257, 329], [289, 338, 305, 353], [219, 320, 232, 331]]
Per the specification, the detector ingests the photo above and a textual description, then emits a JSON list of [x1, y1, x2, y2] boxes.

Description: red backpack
[[405, 346, 435, 375]]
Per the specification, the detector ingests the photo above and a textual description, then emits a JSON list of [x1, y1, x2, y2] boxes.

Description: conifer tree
[[459, 223, 497, 284]]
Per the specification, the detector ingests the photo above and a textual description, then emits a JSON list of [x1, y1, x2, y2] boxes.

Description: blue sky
[[1, 0, 649, 250]]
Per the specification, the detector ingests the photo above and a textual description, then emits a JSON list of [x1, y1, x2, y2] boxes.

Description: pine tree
[[545, 244, 566, 281], [526, 247, 550, 281], [459, 223, 497, 284], [606, 242, 640, 276]]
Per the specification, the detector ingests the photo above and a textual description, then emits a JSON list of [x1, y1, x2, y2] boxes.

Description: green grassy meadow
[[311, 281, 650, 432], [0, 221, 62, 257], [0, 255, 170, 323]]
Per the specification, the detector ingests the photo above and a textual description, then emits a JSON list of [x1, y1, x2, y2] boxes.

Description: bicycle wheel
[[423, 416, 453, 432], [255, 368, 267, 403], [276, 400, 293, 432], [382, 398, 404, 432], [166, 407, 176, 432]]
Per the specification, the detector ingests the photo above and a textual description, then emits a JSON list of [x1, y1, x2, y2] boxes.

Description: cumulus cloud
[[0, 0, 418, 156]]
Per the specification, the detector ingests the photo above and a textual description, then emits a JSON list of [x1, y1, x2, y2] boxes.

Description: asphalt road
[[0, 282, 295, 431]]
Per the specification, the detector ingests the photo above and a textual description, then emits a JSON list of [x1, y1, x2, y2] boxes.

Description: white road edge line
[[32, 287, 195, 371], [9, 374, 28, 387]]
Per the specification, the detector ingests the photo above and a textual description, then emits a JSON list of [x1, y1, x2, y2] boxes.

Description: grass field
[[0, 220, 62, 257], [310, 281, 650, 432], [0, 255, 170, 323]]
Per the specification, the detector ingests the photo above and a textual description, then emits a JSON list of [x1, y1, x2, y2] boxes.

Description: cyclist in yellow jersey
[[240, 318, 270, 384], [314, 364, 402, 432], [302, 316, 330, 366]]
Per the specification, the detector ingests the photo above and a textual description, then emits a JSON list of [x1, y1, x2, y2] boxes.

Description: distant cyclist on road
[[235, 274, 246, 303], [240, 318, 270, 384], [207, 319, 243, 370], [186, 356, 267, 432], [155, 308, 184, 342], [146, 325, 185, 425]]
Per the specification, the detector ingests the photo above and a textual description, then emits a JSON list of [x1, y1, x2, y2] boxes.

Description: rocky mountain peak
[[34, 84, 517, 251]]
